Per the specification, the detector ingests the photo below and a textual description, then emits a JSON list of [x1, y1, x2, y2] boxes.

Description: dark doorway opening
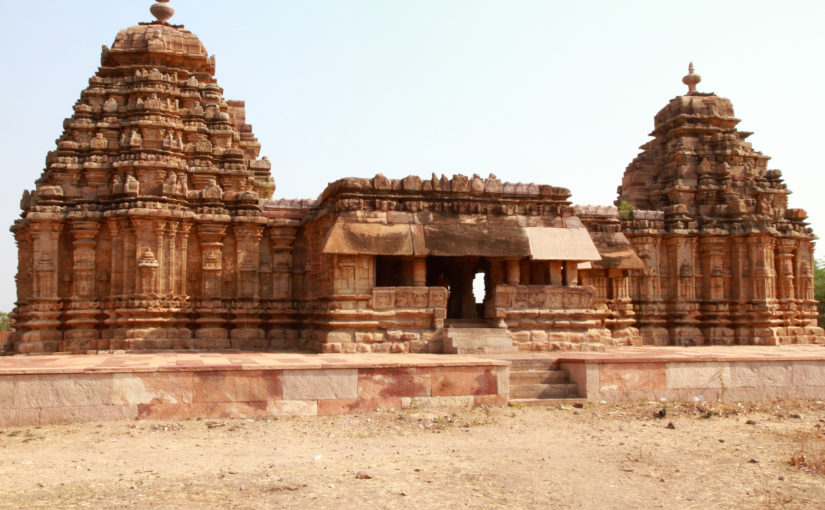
[[426, 257, 490, 321]]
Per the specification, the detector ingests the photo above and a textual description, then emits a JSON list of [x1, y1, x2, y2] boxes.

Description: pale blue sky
[[0, 0, 823, 313]]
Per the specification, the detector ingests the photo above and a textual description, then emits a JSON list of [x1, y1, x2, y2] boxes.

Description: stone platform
[[494, 345, 825, 403], [0, 352, 509, 427], [1, 346, 824, 427]]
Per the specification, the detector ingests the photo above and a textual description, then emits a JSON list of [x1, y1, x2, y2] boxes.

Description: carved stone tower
[[617, 64, 823, 345], [10, 1, 274, 352]]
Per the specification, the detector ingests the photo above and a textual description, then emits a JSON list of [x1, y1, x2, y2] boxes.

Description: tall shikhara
[[11, 2, 276, 352], [617, 64, 823, 345]]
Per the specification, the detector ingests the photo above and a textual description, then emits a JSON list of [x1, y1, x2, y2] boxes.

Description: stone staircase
[[443, 327, 517, 354], [507, 358, 582, 406]]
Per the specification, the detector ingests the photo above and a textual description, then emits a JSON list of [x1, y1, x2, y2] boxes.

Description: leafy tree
[[618, 200, 636, 221], [0, 312, 9, 332], [816, 259, 825, 327]]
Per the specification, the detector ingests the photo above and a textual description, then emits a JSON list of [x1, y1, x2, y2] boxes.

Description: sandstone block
[[326, 332, 352, 343], [0, 377, 14, 408], [792, 361, 825, 386], [193, 370, 282, 403], [282, 369, 358, 400], [359, 368, 431, 399], [432, 366, 498, 396], [665, 362, 730, 390], [112, 373, 194, 405], [600, 362, 666, 392], [530, 330, 547, 342], [0, 408, 40, 427], [497, 366, 509, 395], [729, 362, 792, 388], [354, 332, 374, 343], [14, 374, 113, 408], [40, 404, 138, 425]]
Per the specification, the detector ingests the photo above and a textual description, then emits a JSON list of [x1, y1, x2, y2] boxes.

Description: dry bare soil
[[1, 400, 824, 509]]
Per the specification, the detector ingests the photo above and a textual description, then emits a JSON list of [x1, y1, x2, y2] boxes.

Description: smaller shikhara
[[8, 4, 823, 354]]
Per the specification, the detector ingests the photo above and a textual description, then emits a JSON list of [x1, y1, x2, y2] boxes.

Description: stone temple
[[8, 2, 824, 354]]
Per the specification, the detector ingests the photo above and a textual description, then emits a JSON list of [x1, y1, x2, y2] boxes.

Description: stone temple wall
[[6, 9, 823, 354]]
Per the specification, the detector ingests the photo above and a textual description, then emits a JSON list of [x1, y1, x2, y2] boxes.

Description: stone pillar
[[165, 222, 178, 296], [776, 239, 796, 300], [234, 223, 264, 299], [459, 264, 477, 319], [232, 222, 266, 348], [31, 222, 62, 299], [549, 261, 563, 285], [412, 257, 427, 287], [63, 220, 102, 352], [505, 258, 520, 285], [19, 221, 63, 353], [699, 237, 726, 301], [122, 222, 136, 295], [195, 222, 228, 348], [153, 221, 166, 295], [748, 235, 776, 300], [176, 223, 191, 296], [107, 218, 123, 295], [610, 269, 629, 299], [564, 261, 578, 286], [198, 223, 226, 299], [489, 259, 504, 287], [269, 226, 295, 300], [69, 220, 99, 298]]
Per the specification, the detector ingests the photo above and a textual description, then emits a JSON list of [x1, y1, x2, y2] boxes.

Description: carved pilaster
[[31, 222, 62, 299], [69, 220, 99, 298], [176, 222, 192, 296], [234, 223, 264, 299], [269, 226, 296, 300], [775, 239, 796, 300], [198, 223, 227, 299]]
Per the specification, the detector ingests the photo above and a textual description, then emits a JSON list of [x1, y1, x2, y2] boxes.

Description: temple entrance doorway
[[426, 257, 490, 322]]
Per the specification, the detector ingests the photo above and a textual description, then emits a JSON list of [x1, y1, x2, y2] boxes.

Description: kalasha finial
[[150, 0, 175, 23], [682, 62, 701, 93]]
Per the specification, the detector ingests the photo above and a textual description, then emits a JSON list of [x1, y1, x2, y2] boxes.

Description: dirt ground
[[1, 400, 824, 510]]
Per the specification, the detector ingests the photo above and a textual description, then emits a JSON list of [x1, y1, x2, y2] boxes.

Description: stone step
[[509, 383, 579, 399], [508, 359, 561, 371], [445, 328, 511, 339], [509, 369, 569, 385], [443, 328, 516, 354], [510, 398, 587, 408]]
